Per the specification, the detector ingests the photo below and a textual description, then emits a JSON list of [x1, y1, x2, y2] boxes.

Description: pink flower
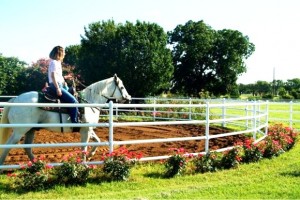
[[27, 161, 33, 167], [46, 164, 53, 169], [39, 155, 45, 160]]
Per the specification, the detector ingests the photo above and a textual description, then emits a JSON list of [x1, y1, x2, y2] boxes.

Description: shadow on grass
[[143, 172, 182, 179], [143, 172, 164, 179], [0, 182, 16, 194], [280, 170, 300, 177]]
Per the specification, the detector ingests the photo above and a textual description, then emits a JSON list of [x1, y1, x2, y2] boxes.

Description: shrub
[[164, 148, 192, 178], [241, 138, 264, 163], [193, 152, 220, 173], [261, 124, 298, 158], [101, 146, 143, 181], [54, 151, 92, 186], [219, 147, 242, 169], [7, 155, 53, 192], [267, 123, 298, 151], [261, 139, 284, 158]]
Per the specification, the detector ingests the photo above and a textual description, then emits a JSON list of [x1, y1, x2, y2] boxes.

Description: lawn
[[0, 139, 300, 199]]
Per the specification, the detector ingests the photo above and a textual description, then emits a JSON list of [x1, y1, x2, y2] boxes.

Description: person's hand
[[56, 88, 62, 96], [64, 74, 73, 80]]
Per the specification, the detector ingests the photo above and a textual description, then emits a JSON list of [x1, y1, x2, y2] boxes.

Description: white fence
[[127, 97, 300, 130], [0, 99, 269, 169]]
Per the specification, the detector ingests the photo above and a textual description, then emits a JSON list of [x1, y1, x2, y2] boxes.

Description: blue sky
[[1, 0, 300, 84]]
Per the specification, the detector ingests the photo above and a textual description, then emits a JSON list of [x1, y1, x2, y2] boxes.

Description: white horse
[[0, 74, 131, 165]]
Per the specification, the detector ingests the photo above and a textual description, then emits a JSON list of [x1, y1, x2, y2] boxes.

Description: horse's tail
[[0, 98, 14, 155]]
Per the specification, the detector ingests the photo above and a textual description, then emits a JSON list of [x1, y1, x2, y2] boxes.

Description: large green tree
[[0, 54, 26, 95], [254, 80, 272, 96], [168, 20, 255, 96], [212, 29, 255, 95], [64, 45, 81, 67], [77, 20, 173, 97]]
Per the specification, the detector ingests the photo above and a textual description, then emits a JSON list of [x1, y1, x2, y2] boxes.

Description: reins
[[75, 79, 101, 112], [77, 95, 101, 112]]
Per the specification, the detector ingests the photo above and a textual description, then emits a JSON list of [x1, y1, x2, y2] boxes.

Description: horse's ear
[[114, 74, 118, 80]]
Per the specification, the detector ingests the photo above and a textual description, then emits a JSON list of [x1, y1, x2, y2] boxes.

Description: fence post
[[265, 101, 269, 136], [245, 100, 249, 129], [289, 101, 293, 129], [153, 97, 156, 121], [222, 98, 226, 127], [115, 105, 119, 120], [108, 101, 114, 153], [205, 101, 210, 153], [189, 98, 192, 120], [252, 101, 257, 140], [257, 100, 261, 126]]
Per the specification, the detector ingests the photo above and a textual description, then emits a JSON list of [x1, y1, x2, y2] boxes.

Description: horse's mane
[[82, 77, 114, 101]]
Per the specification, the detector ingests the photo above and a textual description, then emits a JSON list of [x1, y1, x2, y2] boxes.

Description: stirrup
[[72, 127, 80, 132]]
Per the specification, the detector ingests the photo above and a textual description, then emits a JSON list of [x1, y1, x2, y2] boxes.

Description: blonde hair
[[49, 46, 64, 61]]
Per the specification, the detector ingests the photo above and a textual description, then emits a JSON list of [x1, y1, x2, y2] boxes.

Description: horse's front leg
[[24, 129, 35, 161], [79, 127, 90, 162], [88, 128, 100, 158]]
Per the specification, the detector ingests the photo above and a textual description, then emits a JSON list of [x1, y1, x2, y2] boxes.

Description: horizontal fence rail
[[0, 98, 269, 170], [1, 96, 299, 130]]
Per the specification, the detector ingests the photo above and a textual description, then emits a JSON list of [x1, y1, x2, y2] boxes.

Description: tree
[[78, 20, 119, 83], [64, 45, 81, 67], [16, 58, 49, 94], [16, 58, 80, 94], [115, 21, 173, 97], [273, 80, 284, 96], [285, 78, 300, 99], [77, 20, 173, 97], [285, 78, 300, 91], [212, 29, 255, 95], [254, 81, 272, 96], [168, 20, 255, 96], [0, 54, 27, 95]]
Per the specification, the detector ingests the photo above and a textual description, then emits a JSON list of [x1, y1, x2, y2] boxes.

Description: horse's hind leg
[[24, 129, 35, 161], [0, 132, 25, 166]]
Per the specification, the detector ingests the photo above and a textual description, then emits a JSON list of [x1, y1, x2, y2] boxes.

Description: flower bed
[[6, 123, 298, 192]]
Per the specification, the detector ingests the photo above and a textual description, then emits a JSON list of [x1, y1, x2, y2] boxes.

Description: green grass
[[209, 102, 300, 130], [1, 140, 300, 199]]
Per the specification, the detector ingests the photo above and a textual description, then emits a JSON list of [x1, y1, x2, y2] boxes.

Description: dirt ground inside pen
[[3, 124, 247, 165]]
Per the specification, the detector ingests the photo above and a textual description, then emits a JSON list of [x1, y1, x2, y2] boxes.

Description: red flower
[[46, 164, 53, 169], [27, 161, 33, 167]]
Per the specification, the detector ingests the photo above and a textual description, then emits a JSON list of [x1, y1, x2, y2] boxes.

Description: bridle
[[77, 76, 129, 104], [101, 77, 127, 103]]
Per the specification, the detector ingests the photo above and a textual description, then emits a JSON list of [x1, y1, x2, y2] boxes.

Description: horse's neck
[[83, 106, 100, 123], [80, 78, 113, 104]]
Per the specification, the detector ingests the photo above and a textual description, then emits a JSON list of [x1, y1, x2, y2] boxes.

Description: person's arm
[[51, 72, 62, 96], [64, 74, 73, 80]]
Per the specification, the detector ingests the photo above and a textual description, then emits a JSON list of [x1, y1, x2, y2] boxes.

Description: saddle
[[39, 86, 82, 132], [39, 86, 76, 114]]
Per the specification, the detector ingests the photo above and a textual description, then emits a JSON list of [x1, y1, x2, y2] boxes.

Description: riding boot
[[72, 127, 80, 132], [71, 116, 81, 132]]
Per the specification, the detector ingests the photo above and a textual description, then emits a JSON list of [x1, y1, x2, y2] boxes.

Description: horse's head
[[107, 74, 131, 103], [82, 74, 131, 104]]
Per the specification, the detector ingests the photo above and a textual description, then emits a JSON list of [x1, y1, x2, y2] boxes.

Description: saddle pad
[[38, 92, 69, 114]]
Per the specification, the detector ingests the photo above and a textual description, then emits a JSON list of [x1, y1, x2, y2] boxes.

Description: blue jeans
[[49, 83, 79, 123]]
